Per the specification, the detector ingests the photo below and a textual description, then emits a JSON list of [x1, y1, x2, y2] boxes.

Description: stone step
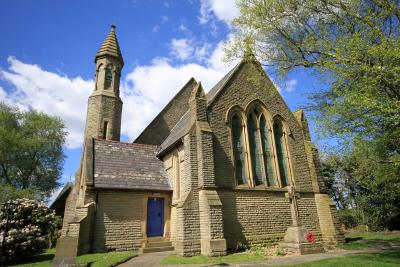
[[146, 236, 165, 242], [145, 241, 173, 248], [141, 246, 174, 253]]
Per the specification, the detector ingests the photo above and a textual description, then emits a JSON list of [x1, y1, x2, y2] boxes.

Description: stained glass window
[[274, 121, 289, 187], [248, 113, 264, 185], [260, 116, 276, 186], [232, 115, 247, 185]]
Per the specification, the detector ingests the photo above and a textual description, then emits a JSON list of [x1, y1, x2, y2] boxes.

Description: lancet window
[[105, 64, 113, 88], [230, 103, 292, 188]]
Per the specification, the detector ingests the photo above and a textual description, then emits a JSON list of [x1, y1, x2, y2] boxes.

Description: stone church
[[56, 26, 344, 258]]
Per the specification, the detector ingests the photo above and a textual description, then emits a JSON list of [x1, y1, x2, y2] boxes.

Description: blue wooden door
[[147, 197, 164, 237]]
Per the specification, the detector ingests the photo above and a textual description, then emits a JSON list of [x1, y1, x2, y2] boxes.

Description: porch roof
[[93, 139, 171, 191]]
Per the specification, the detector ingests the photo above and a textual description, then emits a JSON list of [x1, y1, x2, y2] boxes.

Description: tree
[[228, 0, 400, 230], [0, 102, 66, 200], [228, 0, 400, 145], [320, 142, 400, 230]]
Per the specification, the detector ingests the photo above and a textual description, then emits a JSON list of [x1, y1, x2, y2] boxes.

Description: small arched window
[[248, 112, 264, 185], [260, 115, 276, 186], [274, 121, 289, 187], [232, 114, 247, 185], [105, 64, 113, 88]]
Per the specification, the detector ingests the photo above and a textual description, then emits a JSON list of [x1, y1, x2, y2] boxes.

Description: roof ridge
[[94, 138, 159, 148]]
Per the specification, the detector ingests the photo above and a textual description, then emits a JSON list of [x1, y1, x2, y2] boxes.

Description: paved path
[[119, 241, 400, 267], [118, 251, 172, 267]]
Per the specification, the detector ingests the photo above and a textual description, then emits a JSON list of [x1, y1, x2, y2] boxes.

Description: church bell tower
[[84, 25, 123, 141]]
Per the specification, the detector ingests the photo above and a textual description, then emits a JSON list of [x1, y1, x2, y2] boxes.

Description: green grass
[[8, 248, 136, 267], [347, 231, 400, 241], [8, 248, 56, 267], [160, 252, 265, 265], [279, 250, 400, 267], [340, 231, 400, 250]]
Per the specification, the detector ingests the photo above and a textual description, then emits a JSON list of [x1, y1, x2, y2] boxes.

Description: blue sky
[[0, 0, 327, 196]]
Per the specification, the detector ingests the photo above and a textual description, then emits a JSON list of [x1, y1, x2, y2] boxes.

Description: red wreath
[[305, 232, 316, 244]]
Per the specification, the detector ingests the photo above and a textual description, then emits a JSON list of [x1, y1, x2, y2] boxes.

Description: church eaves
[[95, 25, 124, 65]]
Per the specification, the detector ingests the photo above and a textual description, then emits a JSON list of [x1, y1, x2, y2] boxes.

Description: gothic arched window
[[274, 121, 289, 187], [105, 64, 113, 88], [260, 115, 276, 186], [232, 114, 247, 185], [247, 111, 264, 185]]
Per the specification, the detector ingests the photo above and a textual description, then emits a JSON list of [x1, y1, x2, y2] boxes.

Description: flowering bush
[[305, 232, 316, 244], [0, 198, 58, 264]]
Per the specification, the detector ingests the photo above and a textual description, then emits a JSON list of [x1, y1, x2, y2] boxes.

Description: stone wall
[[207, 62, 313, 192], [92, 190, 171, 252], [85, 95, 122, 141], [219, 190, 290, 249], [218, 190, 323, 250]]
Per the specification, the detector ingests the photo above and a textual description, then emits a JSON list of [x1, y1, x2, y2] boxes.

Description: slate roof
[[157, 62, 244, 155], [159, 110, 192, 154], [93, 139, 171, 191], [50, 182, 73, 215], [95, 25, 124, 65]]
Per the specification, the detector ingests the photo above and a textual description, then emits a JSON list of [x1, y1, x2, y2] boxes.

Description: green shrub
[[338, 209, 360, 229], [0, 198, 58, 265]]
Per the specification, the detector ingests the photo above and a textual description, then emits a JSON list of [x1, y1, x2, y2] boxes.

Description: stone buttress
[[174, 82, 227, 256], [294, 110, 345, 249]]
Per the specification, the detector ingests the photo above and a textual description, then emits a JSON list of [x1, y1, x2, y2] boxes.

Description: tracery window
[[274, 120, 289, 187], [230, 102, 292, 188], [232, 114, 247, 185]]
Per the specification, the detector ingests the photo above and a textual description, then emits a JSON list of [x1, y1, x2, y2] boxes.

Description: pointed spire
[[95, 25, 124, 65]]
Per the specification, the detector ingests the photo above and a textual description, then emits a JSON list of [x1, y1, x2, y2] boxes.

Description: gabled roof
[[206, 62, 242, 105], [95, 25, 124, 65], [157, 61, 245, 155], [93, 139, 170, 191], [158, 110, 192, 155], [134, 78, 197, 145], [50, 182, 73, 216]]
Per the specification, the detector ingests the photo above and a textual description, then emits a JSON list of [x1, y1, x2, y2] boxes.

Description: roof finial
[[111, 24, 116, 31]]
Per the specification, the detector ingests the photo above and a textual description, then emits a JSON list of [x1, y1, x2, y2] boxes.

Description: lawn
[[280, 250, 400, 267], [160, 251, 265, 265], [340, 231, 400, 250], [8, 248, 137, 267]]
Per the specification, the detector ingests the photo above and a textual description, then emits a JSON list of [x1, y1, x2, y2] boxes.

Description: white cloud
[[162, 15, 169, 23], [194, 43, 212, 61], [199, 0, 239, 25], [120, 57, 232, 140], [270, 77, 298, 93], [0, 40, 237, 149], [285, 79, 297, 92], [0, 57, 93, 148], [170, 38, 194, 60]]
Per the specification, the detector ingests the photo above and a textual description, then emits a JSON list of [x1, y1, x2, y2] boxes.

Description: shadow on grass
[[8, 248, 55, 266], [345, 237, 363, 242]]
